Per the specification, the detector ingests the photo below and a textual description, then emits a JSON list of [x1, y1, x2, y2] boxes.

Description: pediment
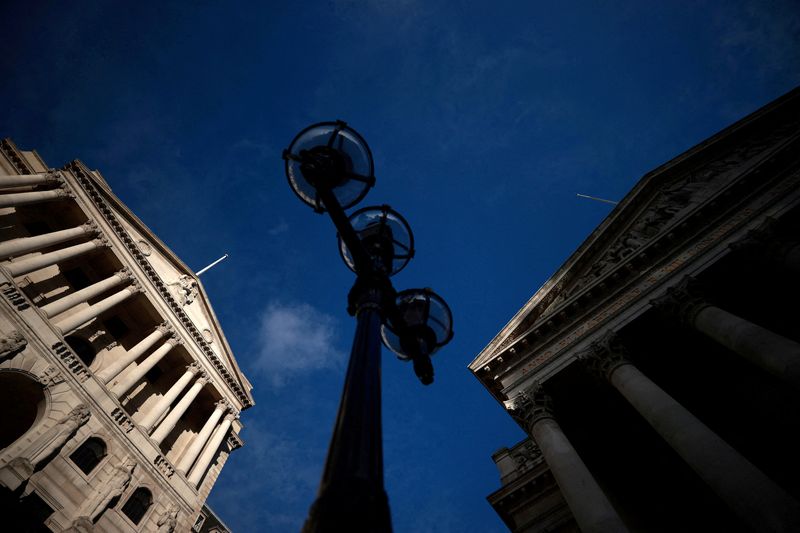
[[471, 88, 800, 373], [70, 161, 253, 406]]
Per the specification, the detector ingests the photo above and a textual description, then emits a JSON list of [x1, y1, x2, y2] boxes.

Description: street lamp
[[283, 120, 454, 532]]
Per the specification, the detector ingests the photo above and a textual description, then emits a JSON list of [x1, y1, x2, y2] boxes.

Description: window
[[69, 437, 106, 475], [192, 513, 207, 532], [121, 487, 152, 525]]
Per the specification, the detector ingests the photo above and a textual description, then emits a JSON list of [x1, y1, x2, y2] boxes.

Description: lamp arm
[[316, 186, 373, 274]]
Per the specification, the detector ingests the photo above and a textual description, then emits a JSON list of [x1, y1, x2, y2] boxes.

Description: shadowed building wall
[[472, 87, 800, 532]]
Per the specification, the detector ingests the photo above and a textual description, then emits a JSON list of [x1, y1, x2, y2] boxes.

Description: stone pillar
[[41, 268, 131, 318], [0, 187, 73, 208], [138, 362, 201, 431], [581, 332, 800, 533], [188, 412, 236, 486], [176, 400, 229, 475], [151, 374, 208, 445], [511, 386, 628, 533], [4, 237, 108, 277], [652, 276, 800, 388], [54, 282, 142, 334], [0, 171, 62, 189], [0, 221, 97, 259], [111, 335, 181, 397], [96, 323, 171, 384]]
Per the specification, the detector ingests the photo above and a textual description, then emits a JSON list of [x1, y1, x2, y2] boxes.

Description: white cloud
[[255, 301, 345, 386]]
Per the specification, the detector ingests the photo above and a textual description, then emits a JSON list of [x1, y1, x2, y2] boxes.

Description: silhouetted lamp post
[[283, 121, 454, 532]]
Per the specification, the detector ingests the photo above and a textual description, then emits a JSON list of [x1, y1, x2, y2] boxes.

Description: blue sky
[[2, 1, 799, 531]]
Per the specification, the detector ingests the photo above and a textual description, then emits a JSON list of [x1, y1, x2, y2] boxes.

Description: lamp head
[[339, 205, 414, 276], [381, 288, 454, 385], [283, 121, 375, 212]]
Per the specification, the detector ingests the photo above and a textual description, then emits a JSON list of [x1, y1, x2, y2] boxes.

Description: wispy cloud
[[254, 301, 345, 386], [267, 219, 289, 236]]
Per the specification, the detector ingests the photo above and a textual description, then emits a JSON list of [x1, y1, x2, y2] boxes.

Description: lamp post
[[283, 121, 454, 532]]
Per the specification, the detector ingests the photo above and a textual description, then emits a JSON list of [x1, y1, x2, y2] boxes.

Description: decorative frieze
[[0, 330, 27, 361], [51, 341, 90, 382], [39, 365, 65, 388]]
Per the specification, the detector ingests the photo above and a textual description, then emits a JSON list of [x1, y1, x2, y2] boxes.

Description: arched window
[[121, 487, 152, 525], [69, 437, 106, 474], [65, 335, 96, 367]]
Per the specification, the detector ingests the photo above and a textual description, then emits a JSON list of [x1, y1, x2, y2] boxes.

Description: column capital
[[196, 373, 210, 386], [155, 322, 173, 335], [508, 383, 555, 433], [186, 361, 202, 374], [44, 170, 64, 185], [55, 186, 75, 199], [649, 276, 711, 326], [92, 235, 111, 248], [80, 220, 99, 234], [577, 330, 631, 381], [166, 332, 184, 346], [215, 399, 231, 412], [127, 278, 145, 294], [115, 267, 134, 282], [223, 411, 238, 422]]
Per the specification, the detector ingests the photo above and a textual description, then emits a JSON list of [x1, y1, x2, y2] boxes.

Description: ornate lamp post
[[283, 121, 454, 532]]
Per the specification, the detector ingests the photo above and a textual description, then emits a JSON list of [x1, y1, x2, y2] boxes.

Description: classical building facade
[[471, 87, 800, 532], [0, 139, 254, 532]]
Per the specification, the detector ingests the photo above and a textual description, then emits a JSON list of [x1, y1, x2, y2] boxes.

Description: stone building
[[471, 87, 800, 532], [0, 139, 254, 532]]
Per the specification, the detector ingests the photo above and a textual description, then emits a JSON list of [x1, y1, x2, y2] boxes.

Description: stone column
[[176, 400, 229, 475], [96, 323, 171, 384], [0, 172, 62, 189], [110, 335, 181, 397], [41, 268, 131, 318], [151, 374, 208, 445], [4, 237, 108, 277], [138, 362, 201, 431], [652, 276, 800, 388], [0, 187, 73, 208], [511, 386, 628, 533], [188, 412, 236, 486], [581, 332, 800, 533], [0, 221, 96, 259], [54, 282, 142, 334]]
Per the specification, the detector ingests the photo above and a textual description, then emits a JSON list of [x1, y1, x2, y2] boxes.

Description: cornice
[[1, 138, 35, 175], [66, 161, 254, 409]]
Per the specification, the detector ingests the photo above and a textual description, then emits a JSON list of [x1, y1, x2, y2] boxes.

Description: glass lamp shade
[[339, 205, 414, 276], [381, 288, 454, 360], [283, 121, 375, 212]]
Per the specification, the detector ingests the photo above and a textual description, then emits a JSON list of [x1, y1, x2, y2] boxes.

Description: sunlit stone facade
[[0, 139, 254, 532], [472, 88, 800, 532]]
